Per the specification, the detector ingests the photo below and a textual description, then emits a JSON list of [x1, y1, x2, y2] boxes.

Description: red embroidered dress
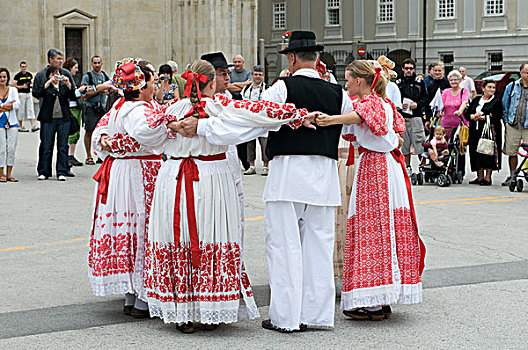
[[144, 96, 308, 324], [89, 99, 168, 299], [340, 94, 425, 310]]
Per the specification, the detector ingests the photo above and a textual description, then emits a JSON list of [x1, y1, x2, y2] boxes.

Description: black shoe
[[262, 319, 293, 333], [96, 158, 103, 164], [480, 180, 492, 186], [343, 307, 385, 321], [69, 157, 83, 167], [65, 172, 75, 177], [130, 307, 150, 319], [176, 322, 195, 334], [502, 176, 512, 186], [123, 305, 134, 316], [382, 305, 392, 319], [469, 178, 483, 185]]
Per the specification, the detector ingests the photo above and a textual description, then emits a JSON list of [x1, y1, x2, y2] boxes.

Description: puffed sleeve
[[122, 103, 169, 148], [92, 111, 111, 158], [353, 95, 389, 136]]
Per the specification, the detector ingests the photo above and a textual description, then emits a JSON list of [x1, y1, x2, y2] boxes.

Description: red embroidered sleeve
[[385, 97, 406, 136], [107, 133, 141, 155], [144, 101, 168, 128], [353, 95, 388, 136], [216, 94, 308, 128], [95, 111, 110, 129], [342, 133, 357, 142]]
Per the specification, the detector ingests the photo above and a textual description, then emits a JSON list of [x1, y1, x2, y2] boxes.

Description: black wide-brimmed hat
[[200, 52, 233, 68], [279, 31, 324, 54]]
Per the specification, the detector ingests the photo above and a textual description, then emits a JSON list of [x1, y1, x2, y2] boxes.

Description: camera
[[56, 75, 63, 81], [25, 81, 31, 86], [160, 76, 170, 81]]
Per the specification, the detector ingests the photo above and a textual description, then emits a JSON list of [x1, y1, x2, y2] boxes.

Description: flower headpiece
[[282, 30, 292, 41], [112, 58, 145, 92], [376, 55, 397, 80]]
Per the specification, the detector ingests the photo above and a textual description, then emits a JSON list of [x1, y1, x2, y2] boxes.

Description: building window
[[485, 0, 504, 16], [488, 52, 503, 70], [440, 53, 454, 74], [327, 0, 340, 26], [437, 0, 455, 19], [273, 2, 286, 30], [378, 0, 394, 22]]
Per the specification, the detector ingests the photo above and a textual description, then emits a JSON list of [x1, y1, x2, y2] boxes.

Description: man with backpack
[[82, 56, 109, 165], [501, 63, 528, 186]]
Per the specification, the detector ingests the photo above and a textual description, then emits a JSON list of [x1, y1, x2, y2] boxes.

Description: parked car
[[474, 71, 520, 99]]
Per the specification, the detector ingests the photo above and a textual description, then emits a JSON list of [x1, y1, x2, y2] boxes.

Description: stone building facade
[[1, 0, 257, 84], [258, 0, 528, 83]]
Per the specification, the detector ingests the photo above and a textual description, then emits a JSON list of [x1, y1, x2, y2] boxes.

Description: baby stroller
[[414, 116, 465, 187], [508, 142, 528, 192]]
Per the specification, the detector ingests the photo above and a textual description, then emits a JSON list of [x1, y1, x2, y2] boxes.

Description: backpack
[[87, 70, 109, 86]]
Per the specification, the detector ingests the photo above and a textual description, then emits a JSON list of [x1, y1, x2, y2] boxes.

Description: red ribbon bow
[[181, 71, 210, 100], [371, 67, 382, 91], [184, 100, 207, 119], [117, 62, 138, 82]]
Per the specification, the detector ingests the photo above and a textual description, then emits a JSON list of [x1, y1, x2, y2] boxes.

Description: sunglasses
[[403, 67, 415, 70]]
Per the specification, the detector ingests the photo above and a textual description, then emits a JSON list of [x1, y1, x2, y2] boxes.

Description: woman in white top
[[0, 68, 21, 182]]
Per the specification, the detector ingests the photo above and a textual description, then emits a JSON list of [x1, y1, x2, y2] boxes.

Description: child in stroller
[[415, 122, 465, 187], [428, 126, 449, 167]]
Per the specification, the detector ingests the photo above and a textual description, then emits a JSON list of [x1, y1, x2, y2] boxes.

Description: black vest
[[266, 75, 343, 160]]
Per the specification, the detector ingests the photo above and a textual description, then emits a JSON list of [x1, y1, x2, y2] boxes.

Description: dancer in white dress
[[317, 60, 426, 321], [89, 58, 171, 317]]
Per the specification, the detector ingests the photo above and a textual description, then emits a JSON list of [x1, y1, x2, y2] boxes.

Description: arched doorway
[[387, 49, 411, 78]]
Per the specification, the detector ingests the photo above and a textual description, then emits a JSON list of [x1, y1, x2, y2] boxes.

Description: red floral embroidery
[[108, 133, 141, 155], [393, 208, 421, 285], [342, 150, 422, 293], [96, 112, 110, 129], [144, 100, 169, 128], [342, 150, 392, 292], [214, 93, 308, 128], [353, 94, 389, 137], [89, 231, 138, 277], [144, 241, 244, 304]]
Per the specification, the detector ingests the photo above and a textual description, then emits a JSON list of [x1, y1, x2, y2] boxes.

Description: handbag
[[476, 115, 495, 156], [68, 113, 80, 135]]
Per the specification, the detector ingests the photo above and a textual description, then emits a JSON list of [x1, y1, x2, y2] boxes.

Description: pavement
[[1, 130, 527, 349]]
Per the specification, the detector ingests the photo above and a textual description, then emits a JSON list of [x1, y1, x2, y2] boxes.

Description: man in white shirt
[[260, 31, 353, 333], [241, 65, 269, 175], [459, 67, 477, 100]]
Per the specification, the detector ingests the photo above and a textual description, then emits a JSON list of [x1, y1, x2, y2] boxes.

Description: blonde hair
[[435, 126, 445, 135], [346, 60, 387, 98], [188, 60, 215, 92]]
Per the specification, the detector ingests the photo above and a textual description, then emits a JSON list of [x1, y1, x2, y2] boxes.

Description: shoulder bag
[[476, 114, 495, 156]]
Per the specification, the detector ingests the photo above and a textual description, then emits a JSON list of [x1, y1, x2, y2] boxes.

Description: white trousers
[[18, 93, 35, 120], [0, 127, 18, 167], [265, 201, 335, 330]]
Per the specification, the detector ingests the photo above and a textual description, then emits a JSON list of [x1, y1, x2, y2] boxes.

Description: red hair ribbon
[[181, 71, 210, 100], [371, 67, 382, 91], [184, 100, 207, 119]]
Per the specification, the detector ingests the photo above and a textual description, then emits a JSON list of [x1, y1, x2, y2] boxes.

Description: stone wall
[[0, 0, 257, 79]]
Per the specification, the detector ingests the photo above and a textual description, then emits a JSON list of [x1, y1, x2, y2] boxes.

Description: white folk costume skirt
[[341, 149, 425, 310], [144, 157, 259, 324], [88, 157, 162, 298]]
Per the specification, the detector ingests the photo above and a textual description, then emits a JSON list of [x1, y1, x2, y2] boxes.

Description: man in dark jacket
[[425, 62, 450, 125], [32, 48, 76, 180], [396, 58, 429, 171]]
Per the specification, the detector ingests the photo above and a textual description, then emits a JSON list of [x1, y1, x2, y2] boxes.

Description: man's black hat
[[201, 52, 233, 68], [278, 31, 324, 54]]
